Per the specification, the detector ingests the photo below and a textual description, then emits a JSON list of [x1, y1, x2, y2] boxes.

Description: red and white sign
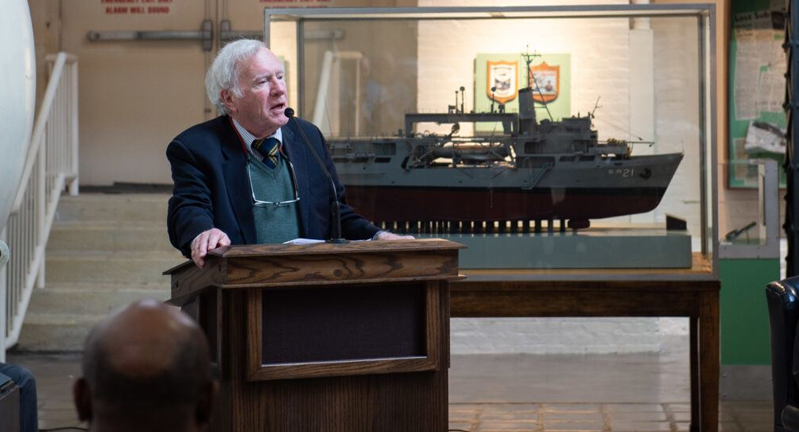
[[102, 0, 173, 15], [486, 60, 518, 105], [529, 62, 559, 103]]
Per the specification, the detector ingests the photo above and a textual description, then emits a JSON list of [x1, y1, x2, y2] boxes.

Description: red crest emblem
[[529, 62, 559, 103], [486, 60, 518, 105]]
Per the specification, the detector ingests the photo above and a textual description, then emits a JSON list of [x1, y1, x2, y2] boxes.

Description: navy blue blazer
[[166, 115, 379, 257]]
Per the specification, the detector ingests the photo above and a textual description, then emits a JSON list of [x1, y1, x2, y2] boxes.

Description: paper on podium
[[283, 238, 325, 245], [283, 238, 370, 245]]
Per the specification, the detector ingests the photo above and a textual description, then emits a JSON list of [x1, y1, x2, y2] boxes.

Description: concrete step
[[18, 283, 169, 351], [28, 282, 171, 316], [47, 222, 174, 253], [45, 251, 185, 284], [17, 193, 185, 351], [17, 313, 109, 351], [54, 193, 170, 224], [18, 282, 173, 351]]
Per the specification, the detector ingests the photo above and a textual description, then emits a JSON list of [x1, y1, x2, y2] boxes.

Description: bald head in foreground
[[73, 299, 217, 432]]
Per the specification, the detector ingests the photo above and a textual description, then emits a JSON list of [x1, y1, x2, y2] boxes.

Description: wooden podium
[[164, 239, 463, 432]]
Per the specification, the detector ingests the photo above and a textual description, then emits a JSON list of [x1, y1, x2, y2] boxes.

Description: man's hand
[[191, 228, 231, 268], [375, 231, 415, 240]]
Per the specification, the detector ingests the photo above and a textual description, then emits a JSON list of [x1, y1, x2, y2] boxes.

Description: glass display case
[[264, 4, 719, 279]]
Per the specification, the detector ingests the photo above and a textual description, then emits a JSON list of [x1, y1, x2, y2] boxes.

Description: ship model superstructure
[[328, 72, 683, 234]]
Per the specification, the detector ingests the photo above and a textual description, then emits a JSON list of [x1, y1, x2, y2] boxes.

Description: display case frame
[[264, 4, 719, 281]]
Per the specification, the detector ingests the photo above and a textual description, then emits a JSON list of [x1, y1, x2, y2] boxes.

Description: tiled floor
[[449, 403, 690, 432], [447, 401, 773, 432], [6, 335, 773, 432]]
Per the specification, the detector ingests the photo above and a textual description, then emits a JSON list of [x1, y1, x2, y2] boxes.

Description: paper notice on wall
[[102, 0, 173, 15], [756, 37, 787, 113], [733, 11, 784, 121], [734, 28, 762, 120]]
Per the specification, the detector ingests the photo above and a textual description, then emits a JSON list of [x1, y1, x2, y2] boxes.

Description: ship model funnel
[[518, 87, 537, 136]]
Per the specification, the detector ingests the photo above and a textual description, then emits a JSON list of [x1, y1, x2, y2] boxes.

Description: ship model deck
[[328, 86, 683, 234]]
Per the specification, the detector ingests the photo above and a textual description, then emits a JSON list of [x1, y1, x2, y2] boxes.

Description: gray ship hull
[[334, 150, 683, 225], [328, 86, 683, 229]]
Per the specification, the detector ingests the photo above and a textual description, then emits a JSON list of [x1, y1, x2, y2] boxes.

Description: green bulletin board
[[729, 0, 787, 187], [474, 53, 571, 132]]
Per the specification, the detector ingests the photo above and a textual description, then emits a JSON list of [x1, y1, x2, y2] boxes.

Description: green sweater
[[248, 157, 300, 244]]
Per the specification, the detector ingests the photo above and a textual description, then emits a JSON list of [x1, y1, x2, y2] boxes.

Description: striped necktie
[[252, 137, 280, 169]]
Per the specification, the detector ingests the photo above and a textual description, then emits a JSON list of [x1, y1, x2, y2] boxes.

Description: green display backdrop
[[729, 0, 787, 188], [474, 53, 570, 132], [720, 258, 779, 365]]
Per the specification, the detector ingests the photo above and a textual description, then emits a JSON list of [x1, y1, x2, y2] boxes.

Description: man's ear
[[220, 89, 237, 114], [195, 379, 220, 426], [73, 378, 93, 422]]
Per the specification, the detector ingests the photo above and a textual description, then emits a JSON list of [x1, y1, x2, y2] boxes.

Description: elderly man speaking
[[167, 40, 408, 268]]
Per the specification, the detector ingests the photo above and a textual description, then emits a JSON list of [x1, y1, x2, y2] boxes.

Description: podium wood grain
[[165, 240, 462, 300]]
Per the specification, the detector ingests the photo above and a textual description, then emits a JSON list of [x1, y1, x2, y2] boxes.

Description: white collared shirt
[[232, 118, 283, 159]]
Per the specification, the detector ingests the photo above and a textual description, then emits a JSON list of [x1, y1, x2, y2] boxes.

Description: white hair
[[205, 39, 267, 115]]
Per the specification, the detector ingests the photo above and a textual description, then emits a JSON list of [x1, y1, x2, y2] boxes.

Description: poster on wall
[[474, 53, 570, 133], [729, 0, 787, 188]]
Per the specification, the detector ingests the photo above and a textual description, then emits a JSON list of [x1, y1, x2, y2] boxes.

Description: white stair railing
[[1, 52, 79, 358]]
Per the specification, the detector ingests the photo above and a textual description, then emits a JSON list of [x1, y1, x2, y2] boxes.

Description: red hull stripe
[[342, 186, 669, 222]]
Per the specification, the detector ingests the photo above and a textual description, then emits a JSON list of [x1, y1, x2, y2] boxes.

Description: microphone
[[284, 108, 348, 244]]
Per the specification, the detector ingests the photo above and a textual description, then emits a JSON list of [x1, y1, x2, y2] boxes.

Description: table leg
[[699, 291, 720, 432], [690, 314, 700, 432]]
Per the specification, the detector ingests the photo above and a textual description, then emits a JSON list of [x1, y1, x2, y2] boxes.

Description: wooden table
[[450, 254, 719, 432]]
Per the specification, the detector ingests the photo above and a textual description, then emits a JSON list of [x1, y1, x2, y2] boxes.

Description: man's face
[[223, 48, 288, 137]]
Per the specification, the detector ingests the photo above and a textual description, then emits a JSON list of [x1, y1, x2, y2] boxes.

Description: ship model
[[328, 72, 683, 234]]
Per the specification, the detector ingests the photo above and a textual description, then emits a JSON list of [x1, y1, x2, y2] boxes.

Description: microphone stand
[[284, 108, 348, 244]]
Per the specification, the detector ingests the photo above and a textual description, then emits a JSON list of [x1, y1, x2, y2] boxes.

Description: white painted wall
[[59, 0, 209, 186]]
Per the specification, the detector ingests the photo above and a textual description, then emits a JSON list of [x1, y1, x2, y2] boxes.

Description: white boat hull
[[0, 0, 36, 230]]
